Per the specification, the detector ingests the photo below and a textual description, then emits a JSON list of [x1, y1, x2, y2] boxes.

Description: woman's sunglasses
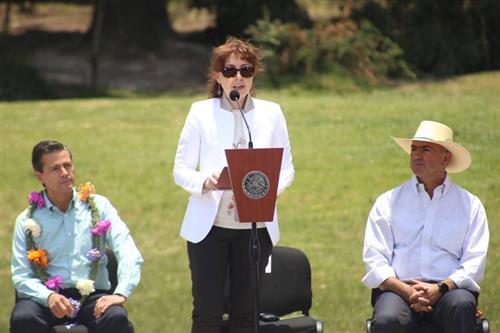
[[221, 65, 255, 78]]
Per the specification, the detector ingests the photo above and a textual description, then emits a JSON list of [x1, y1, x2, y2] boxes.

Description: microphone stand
[[249, 220, 260, 333], [233, 94, 259, 333]]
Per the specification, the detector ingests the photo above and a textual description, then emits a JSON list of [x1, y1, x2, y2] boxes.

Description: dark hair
[[207, 37, 263, 98], [32, 140, 72, 172]]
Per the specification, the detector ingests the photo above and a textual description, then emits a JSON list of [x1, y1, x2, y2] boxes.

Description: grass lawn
[[1, 71, 499, 332]]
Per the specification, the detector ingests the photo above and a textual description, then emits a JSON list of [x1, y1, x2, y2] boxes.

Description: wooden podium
[[217, 147, 284, 333], [223, 148, 283, 222]]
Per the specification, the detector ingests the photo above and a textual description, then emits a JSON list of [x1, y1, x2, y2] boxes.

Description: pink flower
[[91, 219, 112, 236], [29, 192, 45, 209], [45, 275, 64, 291]]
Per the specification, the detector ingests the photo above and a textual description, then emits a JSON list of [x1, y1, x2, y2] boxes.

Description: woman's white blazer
[[173, 97, 295, 245]]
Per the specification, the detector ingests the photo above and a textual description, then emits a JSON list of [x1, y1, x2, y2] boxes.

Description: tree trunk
[[88, 0, 173, 49], [3, 0, 12, 34], [90, 0, 105, 89]]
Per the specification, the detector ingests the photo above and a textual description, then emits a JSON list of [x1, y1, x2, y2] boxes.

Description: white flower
[[76, 279, 95, 296], [22, 218, 41, 238]]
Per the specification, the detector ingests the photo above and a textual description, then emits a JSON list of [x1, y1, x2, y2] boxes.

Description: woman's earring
[[217, 84, 222, 96]]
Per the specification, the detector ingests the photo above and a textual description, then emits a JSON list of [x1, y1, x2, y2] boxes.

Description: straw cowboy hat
[[392, 120, 471, 173]]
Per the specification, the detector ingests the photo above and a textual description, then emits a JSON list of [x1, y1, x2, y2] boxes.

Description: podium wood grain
[[225, 148, 283, 222]]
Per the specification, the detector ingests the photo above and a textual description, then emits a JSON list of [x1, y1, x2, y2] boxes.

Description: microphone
[[229, 90, 253, 149]]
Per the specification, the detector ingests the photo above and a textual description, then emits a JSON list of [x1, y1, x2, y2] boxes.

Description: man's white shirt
[[362, 175, 489, 293]]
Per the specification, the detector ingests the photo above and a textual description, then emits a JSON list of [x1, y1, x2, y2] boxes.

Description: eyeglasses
[[221, 65, 255, 78]]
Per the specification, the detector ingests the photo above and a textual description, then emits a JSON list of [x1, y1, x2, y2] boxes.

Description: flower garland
[[22, 182, 112, 320]]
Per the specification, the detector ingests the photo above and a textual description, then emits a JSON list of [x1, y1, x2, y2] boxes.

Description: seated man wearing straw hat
[[362, 120, 489, 333]]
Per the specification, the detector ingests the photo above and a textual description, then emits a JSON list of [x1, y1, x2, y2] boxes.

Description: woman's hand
[[203, 172, 220, 191]]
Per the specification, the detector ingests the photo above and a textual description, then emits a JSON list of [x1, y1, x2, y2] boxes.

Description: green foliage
[[338, 20, 416, 80], [187, 0, 312, 40], [356, 0, 500, 76], [247, 16, 415, 90], [1, 72, 499, 332], [0, 53, 54, 101]]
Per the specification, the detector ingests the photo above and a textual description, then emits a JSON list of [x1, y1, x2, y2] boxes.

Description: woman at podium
[[173, 37, 295, 333]]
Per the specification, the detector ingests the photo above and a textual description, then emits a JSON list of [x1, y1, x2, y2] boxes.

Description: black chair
[[50, 248, 131, 333], [222, 246, 323, 333]]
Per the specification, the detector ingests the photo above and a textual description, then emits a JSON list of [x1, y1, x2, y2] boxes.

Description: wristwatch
[[437, 281, 449, 295]]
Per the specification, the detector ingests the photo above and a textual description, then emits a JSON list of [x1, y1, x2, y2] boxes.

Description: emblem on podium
[[242, 171, 270, 200]]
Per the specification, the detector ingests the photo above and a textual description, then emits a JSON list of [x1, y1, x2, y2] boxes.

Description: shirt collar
[[43, 189, 77, 212], [219, 95, 255, 113], [412, 175, 424, 195], [441, 173, 451, 196], [412, 173, 450, 197]]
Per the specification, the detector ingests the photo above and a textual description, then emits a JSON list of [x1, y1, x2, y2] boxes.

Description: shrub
[[355, 0, 500, 76], [246, 16, 415, 87]]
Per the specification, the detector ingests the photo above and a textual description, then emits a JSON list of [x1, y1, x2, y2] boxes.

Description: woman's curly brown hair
[[207, 37, 264, 98]]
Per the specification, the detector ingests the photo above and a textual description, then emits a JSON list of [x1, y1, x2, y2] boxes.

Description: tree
[[2, 0, 12, 33], [188, 0, 312, 41], [88, 0, 173, 49], [355, 0, 500, 75]]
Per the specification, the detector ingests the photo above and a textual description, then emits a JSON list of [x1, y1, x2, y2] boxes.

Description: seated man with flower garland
[[10, 140, 143, 333]]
